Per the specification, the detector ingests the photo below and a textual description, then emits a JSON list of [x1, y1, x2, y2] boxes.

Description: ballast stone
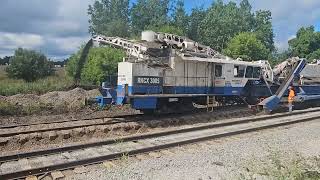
[[47, 131, 58, 140], [0, 137, 9, 146], [51, 171, 65, 180], [59, 130, 71, 139], [18, 134, 29, 144], [26, 175, 38, 180]]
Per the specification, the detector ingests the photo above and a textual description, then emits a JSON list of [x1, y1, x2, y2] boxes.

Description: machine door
[[213, 64, 225, 94]]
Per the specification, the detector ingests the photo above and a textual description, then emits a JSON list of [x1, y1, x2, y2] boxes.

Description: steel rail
[[0, 104, 246, 130], [0, 113, 143, 129], [0, 107, 248, 138], [0, 108, 318, 163], [0, 108, 320, 179], [0, 118, 127, 138]]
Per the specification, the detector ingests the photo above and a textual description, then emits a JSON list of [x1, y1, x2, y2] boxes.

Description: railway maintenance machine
[[88, 31, 320, 113]]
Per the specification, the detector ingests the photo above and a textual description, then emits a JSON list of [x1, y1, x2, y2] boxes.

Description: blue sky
[[0, 0, 319, 59], [182, 0, 212, 11], [316, 22, 320, 31]]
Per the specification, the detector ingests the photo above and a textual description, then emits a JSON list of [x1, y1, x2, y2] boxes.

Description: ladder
[[207, 96, 216, 112]]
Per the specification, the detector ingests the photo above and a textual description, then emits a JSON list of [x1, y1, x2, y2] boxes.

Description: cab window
[[215, 65, 222, 77], [245, 66, 253, 78], [253, 67, 261, 78], [234, 65, 245, 78]]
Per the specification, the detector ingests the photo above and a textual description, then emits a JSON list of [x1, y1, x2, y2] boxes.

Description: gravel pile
[[68, 120, 320, 180]]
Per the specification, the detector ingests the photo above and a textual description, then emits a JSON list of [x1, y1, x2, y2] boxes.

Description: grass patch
[[0, 100, 53, 115], [240, 151, 320, 180], [0, 66, 74, 96], [0, 101, 20, 115]]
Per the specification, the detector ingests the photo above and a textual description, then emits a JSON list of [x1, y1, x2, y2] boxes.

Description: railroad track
[[0, 106, 251, 138], [0, 107, 320, 179], [0, 104, 241, 129], [0, 113, 144, 130]]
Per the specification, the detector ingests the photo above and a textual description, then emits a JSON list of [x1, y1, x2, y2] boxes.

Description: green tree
[[131, 0, 171, 35], [223, 32, 269, 61], [289, 26, 320, 59], [254, 10, 275, 52], [66, 48, 82, 79], [239, 0, 254, 32], [187, 7, 206, 41], [198, 0, 274, 54], [88, 0, 130, 37], [0, 56, 11, 65], [308, 49, 320, 61], [81, 47, 125, 84], [66, 47, 125, 85], [199, 0, 255, 51], [6, 48, 53, 82], [172, 0, 188, 34]]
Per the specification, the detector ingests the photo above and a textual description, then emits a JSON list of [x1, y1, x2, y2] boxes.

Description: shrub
[[223, 32, 269, 61], [6, 48, 54, 82], [67, 47, 125, 85], [0, 101, 20, 115]]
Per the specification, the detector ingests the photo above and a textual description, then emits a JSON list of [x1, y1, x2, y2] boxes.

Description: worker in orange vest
[[288, 86, 295, 112]]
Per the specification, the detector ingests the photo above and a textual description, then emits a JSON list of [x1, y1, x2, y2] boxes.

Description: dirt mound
[[6, 94, 42, 107], [40, 88, 88, 110], [1, 88, 102, 113]]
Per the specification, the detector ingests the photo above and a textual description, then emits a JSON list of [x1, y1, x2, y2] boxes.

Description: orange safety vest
[[288, 89, 295, 103]]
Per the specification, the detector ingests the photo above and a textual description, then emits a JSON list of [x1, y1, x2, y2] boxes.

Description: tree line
[[2, 49, 69, 82], [65, 0, 320, 84], [4, 0, 320, 84], [88, 0, 320, 62], [88, 0, 274, 61], [0, 56, 10, 65], [288, 26, 320, 61]]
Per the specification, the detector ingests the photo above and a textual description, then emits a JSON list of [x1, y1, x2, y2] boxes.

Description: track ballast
[[1, 107, 320, 179]]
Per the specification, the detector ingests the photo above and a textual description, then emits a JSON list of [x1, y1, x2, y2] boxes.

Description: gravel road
[[64, 119, 320, 180]]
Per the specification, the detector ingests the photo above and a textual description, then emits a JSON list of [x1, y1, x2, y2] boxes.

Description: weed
[[120, 152, 130, 161], [0, 101, 21, 115], [240, 151, 320, 180], [113, 138, 124, 144]]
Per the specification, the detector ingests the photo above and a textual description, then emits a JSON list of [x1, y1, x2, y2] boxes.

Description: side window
[[234, 65, 245, 78], [215, 65, 222, 77], [245, 66, 253, 78], [253, 67, 261, 78]]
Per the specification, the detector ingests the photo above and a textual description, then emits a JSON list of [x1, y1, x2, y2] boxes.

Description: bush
[[67, 47, 125, 85], [223, 32, 269, 61], [0, 101, 20, 115], [308, 49, 320, 62], [6, 48, 54, 82]]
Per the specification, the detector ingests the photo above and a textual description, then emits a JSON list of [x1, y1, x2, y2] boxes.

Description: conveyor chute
[[258, 59, 307, 112]]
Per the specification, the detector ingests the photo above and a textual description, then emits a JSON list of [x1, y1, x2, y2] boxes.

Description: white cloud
[[224, 0, 320, 51], [0, 0, 93, 58], [0, 32, 44, 49], [48, 36, 90, 53]]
